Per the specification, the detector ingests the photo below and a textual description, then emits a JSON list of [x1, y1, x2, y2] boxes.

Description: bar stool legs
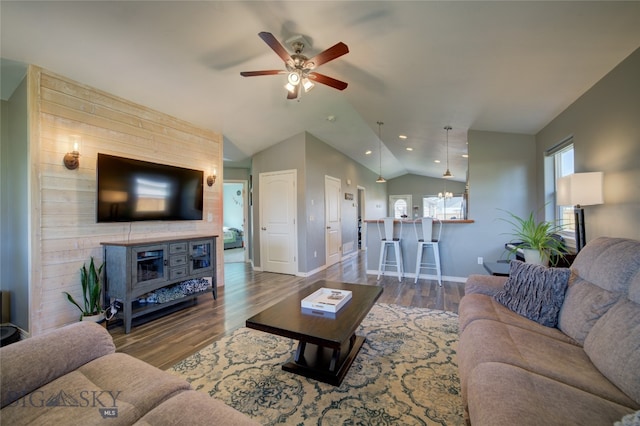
[[377, 240, 404, 281], [415, 241, 442, 286]]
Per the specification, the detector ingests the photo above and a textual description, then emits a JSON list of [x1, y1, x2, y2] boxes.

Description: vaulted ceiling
[[2, 1, 639, 182]]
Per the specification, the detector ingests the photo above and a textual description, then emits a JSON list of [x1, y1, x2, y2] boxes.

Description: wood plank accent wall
[[27, 66, 223, 335]]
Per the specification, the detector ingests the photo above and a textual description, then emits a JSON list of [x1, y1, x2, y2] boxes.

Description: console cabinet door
[[130, 244, 169, 289], [189, 239, 214, 275]]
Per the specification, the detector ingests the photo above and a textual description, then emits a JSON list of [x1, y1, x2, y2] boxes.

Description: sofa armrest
[[1, 321, 115, 408], [465, 274, 508, 297]]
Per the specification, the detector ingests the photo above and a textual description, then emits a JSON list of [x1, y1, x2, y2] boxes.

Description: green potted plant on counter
[[500, 209, 567, 266], [63, 257, 105, 322]]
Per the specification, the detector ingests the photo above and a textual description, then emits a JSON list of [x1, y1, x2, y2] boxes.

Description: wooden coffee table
[[246, 280, 383, 386]]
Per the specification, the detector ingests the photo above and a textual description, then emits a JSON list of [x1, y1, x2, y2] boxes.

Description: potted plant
[[63, 257, 105, 322], [499, 209, 566, 266]]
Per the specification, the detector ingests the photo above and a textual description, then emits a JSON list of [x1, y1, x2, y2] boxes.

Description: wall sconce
[[207, 169, 217, 187], [63, 135, 81, 170]]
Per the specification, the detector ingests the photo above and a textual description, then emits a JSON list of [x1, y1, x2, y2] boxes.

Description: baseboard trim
[[365, 269, 467, 283]]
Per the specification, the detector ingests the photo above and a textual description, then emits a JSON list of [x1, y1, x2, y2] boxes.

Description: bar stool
[[413, 217, 442, 286], [377, 217, 404, 281]]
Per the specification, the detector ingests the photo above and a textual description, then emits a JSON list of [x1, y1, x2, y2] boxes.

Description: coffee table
[[245, 280, 383, 386]]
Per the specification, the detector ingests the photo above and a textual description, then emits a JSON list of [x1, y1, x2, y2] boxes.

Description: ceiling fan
[[240, 32, 349, 100]]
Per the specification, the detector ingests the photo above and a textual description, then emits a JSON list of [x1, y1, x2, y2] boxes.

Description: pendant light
[[443, 125, 454, 178], [376, 121, 386, 183]]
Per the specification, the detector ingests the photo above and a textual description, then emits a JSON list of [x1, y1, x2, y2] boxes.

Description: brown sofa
[[0, 321, 258, 425], [458, 237, 640, 425]]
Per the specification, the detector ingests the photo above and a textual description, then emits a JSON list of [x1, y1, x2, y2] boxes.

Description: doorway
[[357, 186, 366, 249], [259, 170, 297, 275], [223, 181, 248, 263], [325, 175, 342, 268]]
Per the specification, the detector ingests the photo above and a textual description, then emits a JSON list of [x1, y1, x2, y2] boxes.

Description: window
[[422, 193, 465, 220], [547, 140, 575, 238], [389, 195, 412, 219]]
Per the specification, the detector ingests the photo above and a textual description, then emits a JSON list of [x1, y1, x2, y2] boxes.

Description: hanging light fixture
[[376, 121, 386, 183], [443, 125, 454, 178]]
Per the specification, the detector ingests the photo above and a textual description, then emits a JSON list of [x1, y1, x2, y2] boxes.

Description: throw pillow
[[494, 260, 571, 327], [614, 410, 640, 426]]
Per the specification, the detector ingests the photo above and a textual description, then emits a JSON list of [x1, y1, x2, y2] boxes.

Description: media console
[[102, 235, 217, 333]]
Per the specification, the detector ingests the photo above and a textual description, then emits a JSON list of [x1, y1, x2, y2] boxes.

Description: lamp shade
[[556, 172, 604, 206]]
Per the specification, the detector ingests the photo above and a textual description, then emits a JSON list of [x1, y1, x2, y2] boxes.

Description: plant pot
[[81, 312, 105, 323], [523, 249, 549, 266]]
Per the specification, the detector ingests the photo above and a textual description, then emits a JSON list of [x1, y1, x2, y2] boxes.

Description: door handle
[[261, 227, 267, 231], [326, 226, 331, 229]]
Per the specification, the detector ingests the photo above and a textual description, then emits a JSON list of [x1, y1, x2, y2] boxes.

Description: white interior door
[[259, 170, 297, 275], [325, 175, 342, 267]]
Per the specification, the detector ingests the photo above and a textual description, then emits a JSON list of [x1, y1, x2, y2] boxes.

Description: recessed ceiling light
[[434, 160, 441, 163], [406, 147, 413, 151], [365, 150, 372, 155], [462, 154, 469, 158], [399, 135, 407, 139]]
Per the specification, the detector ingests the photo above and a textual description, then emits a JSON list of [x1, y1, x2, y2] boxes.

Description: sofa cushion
[[558, 278, 621, 345], [459, 294, 577, 344], [464, 274, 508, 296], [494, 260, 570, 327], [630, 269, 640, 305], [133, 390, 260, 425], [584, 300, 640, 405], [0, 321, 115, 408], [570, 237, 640, 295], [0, 352, 192, 425], [458, 318, 638, 408], [466, 362, 637, 426]]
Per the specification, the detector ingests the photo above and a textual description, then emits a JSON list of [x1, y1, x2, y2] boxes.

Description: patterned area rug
[[169, 303, 465, 425]]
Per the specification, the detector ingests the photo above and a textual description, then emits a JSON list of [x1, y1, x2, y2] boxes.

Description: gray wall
[[250, 128, 541, 280], [250, 131, 385, 275], [305, 132, 386, 272], [0, 76, 29, 329], [373, 131, 538, 280], [224, 167, 250, 181], [536, 47, 640, 241], [465, 131, 538, 269], [251, 133, 305, 271]]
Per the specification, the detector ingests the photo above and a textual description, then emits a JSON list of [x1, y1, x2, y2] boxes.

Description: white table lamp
[[556, 172, 604, 251]]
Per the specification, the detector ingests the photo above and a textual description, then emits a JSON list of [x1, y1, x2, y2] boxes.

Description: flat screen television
[[97, 153, 203, 223]]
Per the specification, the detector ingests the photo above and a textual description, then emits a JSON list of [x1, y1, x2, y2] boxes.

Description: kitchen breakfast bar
[[363, 218, 474, 282]]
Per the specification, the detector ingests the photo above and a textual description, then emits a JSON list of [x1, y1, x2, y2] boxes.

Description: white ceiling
[[2, 1, 639, 182]]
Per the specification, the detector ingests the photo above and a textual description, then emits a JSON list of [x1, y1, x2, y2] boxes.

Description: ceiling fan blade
[[304, 42, 349, 69], [258, 32, 292, 63], [240, 70, 286, 77], [287, 84, 300, 100], [309, 72, 348, 91]]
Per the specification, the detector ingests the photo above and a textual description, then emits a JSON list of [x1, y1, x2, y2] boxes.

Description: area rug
[[169, 303, 465, 425]]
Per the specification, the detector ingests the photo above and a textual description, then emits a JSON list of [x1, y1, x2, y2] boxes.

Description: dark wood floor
[[110, 250, 465, 370]]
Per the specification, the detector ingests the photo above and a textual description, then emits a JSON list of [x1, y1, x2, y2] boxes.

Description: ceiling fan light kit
[[241, 31, 349, 100]]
